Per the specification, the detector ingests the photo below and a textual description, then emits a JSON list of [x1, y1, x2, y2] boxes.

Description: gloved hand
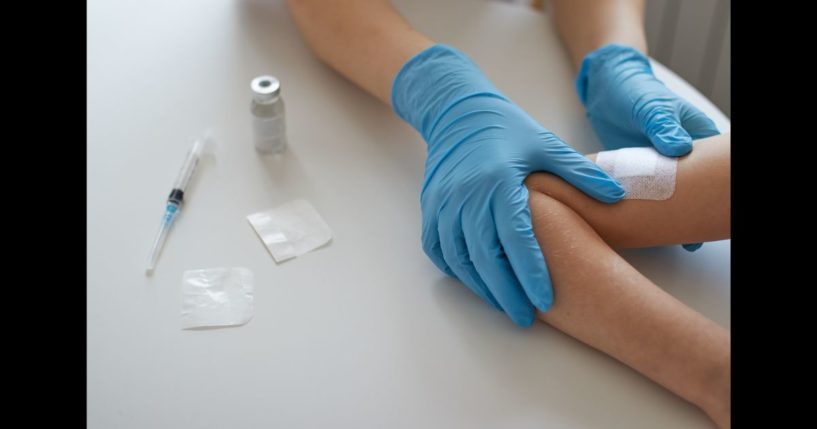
[[576, 44, 720, 252], [392, 45, 626, 327]]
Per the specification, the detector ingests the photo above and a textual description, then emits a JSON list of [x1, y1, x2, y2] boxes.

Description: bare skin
[[550, 0, 648, 69], [526, 134, 731, 428], [287, 0, 648, 104], [287, 0, 432, 105], [527, 134, 731, 248]]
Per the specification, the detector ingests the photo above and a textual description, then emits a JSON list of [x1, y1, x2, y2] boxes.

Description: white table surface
[[87, 0, 731, 427]]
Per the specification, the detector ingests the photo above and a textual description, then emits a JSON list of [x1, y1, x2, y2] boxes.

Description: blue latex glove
[[393, 45, 626, 327], [576, 44, 720, 252]]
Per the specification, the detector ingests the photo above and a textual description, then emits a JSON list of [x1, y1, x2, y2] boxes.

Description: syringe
[[145, 138, 205, 275]]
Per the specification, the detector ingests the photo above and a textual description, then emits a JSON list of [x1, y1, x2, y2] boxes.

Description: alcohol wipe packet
[[180, 267, 254, 329], [246, 199, 333, 263]]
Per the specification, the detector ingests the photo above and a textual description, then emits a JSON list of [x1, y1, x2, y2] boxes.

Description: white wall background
[[645, 0, 730, 117], [498, 0, 731, 118]]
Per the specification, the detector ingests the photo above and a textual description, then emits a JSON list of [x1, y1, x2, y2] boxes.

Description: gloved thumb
[[533, 137, 626, 204], [680, 102, 720, 140], [640, 107, 694, 157]]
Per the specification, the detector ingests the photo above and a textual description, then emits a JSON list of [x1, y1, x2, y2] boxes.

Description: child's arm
[[528, 190, 730, 428], [525, 133, 730, 249], [524, 135, 731, 427]]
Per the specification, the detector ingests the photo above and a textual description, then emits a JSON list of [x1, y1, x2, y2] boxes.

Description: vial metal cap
[[251, 75, 281, 103]]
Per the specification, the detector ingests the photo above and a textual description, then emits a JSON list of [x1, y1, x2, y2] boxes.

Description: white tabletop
[[87, 0, 730, 427]]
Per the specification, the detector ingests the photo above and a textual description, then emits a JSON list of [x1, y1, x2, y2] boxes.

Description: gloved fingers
[[679, 102, 721, 140], [682, 242, 704, 252], [493, 184, 553, 312], [535, 136, 626, 203], [463, 201, 536, 327], [437, 203, 503, 311], [637, 104, 694, 156], [421, 202, 455, 278]]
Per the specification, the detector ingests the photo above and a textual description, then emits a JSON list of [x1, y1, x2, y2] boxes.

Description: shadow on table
[[254, 146, 322, 203], [183, 323, 250, 331]]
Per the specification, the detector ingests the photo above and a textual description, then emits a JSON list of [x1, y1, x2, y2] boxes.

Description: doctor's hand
[[393, 45, 625, 327], [576, 44, 720, 156], [576, 44, 720, 252]]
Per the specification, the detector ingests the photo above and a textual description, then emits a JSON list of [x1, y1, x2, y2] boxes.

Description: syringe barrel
[[172, 139, 204, 193]]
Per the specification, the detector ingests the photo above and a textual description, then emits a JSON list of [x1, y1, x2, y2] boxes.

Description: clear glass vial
[[251, 75, 287, 153]]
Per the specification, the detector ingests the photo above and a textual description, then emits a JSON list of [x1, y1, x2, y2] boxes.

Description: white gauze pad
[[595, 147, 678, 200]]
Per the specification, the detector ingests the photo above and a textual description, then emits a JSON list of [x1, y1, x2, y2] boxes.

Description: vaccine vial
[[251, 75, 287, 153]]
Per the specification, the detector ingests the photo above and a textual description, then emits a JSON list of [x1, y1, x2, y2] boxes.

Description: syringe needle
[[145, 136, 205, 275], [145, 204, 178, 275]]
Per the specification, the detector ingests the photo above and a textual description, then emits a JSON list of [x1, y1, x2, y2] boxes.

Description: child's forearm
[[525, 134, 730, 249], [550, 0, 648, 69], [287, 0, 433, 105], [528, 191, 730, 427]]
